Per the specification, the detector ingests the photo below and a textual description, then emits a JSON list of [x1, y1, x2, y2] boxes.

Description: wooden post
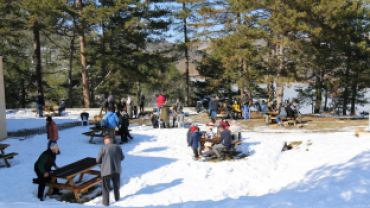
[[0, 57, 7, 141]]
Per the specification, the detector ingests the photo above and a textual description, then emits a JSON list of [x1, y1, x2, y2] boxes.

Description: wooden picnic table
[[0, 144, 19, 168], [46, 157, 102, 203], [86, 126, 109, 144], [199, 132, 242, 151]]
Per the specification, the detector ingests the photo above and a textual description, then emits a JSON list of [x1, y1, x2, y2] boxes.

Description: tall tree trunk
[[33, 23, 43, 95], [350, 83, 357, 114], [68, 32, 75, 108], [314, 74, 322, 114], [136, 81, 140, 105], [242, 59, 253, 106], [21, 78, 25, 108], [77, 0, 90, 108], [183, 3, 190, 106], [275, 40, 284, 106], [268, 80, 274, 101], [324, 88, 328, 112]]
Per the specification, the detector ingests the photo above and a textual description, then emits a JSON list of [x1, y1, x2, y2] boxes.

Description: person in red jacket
[[46, 116, 59, 148], [156, 93, 166, 115]]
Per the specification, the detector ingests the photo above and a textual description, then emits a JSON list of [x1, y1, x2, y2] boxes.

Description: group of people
[[34, 115, 125, 206], [36, 92, 66, 117], [261, 100, 301, 125], [206, 92, 251, 120], [100, 93, 146, 119], [187, 119, 242, 161], [155, 94, 184, 128]]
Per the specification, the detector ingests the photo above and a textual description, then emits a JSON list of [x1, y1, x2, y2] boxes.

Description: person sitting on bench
[[33, 143, 61, 201], [286, 102, 295, 120], [212, 124, 232, 161], [276, 103, 288, 126], [261, 103, 273, 125]]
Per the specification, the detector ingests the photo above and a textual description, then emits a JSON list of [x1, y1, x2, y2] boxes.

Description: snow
[[2, 110, 370, 207]]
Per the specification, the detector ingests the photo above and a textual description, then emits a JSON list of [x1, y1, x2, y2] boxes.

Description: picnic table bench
[[32, 106, 63, 116], [84, 126, 132, 144], [199, 132, 242, 151], [0, 144, 19, 168], [138, 111, 153, 119], [46, 157, 102, 203], [266, 112, 295, 124]]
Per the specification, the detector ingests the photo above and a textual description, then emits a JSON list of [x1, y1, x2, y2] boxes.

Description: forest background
[[1, 0, 370, 115]]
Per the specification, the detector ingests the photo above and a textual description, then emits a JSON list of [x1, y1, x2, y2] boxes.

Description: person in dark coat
[[58, 100, 66, 115], [139, 92, 145, 113], [36, 92, 45, 118], [96, 136, 125, 206], [108, 95, 115, 112], [34, 144, 60, 201], [210, 97, 219, 120], [120, 112, 133, 144], [223, 101, 234, 120], [286, 102, 295, 119], [100, 96, 109, 117], [188, 126, 202, 160]]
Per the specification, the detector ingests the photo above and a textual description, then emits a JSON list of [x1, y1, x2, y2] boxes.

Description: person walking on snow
[[96, 136, 125, 206], [104, 107, 120, 144]]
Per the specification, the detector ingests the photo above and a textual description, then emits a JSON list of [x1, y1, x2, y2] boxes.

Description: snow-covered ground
[[2, 110, 370, 207]]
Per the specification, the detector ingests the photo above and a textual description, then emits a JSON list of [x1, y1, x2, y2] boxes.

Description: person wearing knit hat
[[188, 126, 202, 161]]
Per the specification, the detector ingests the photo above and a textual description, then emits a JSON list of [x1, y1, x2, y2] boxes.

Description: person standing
[[210, 96, 219, 120], [120, 112, 133, 144], [159, 101, 171, 128], [139, 92, 145, 113], [156, 93, 166, 115], [188, 126, 202, 161], [241, 92, 250, 119], [126, 97, 134, 118], [96, 136, 125, 206], [46, 116, 59, 148], [36, 92, 45, 118], [34, 143, 60, 201], [104, 107, 119, 144], [176, 99, 181, 109], [58, 100, 66, 115], [100, 96, 109, 117]]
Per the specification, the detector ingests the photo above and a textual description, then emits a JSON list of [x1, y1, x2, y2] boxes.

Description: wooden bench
[[0, 152, 19, 168]]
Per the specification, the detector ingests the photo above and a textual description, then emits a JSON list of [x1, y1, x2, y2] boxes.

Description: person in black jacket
[[139, 92, 145, 113], [100, 96, 109, 117], [212, 125, 232, 161], [36, 92, 45, 118], [108, 95, 115, 112], [120, 112, 133, 144], [286, 102, 295, 119], [33, 144, 60, 201], [210, 97, 219, 119]]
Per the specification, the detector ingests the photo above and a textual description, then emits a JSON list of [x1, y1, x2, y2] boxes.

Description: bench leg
[[77, 173, 85, 183], [89, 135, 95, 144], [46, 177, 57, 197], [3, 158, 10, 168], [74, 190, 81, 203]]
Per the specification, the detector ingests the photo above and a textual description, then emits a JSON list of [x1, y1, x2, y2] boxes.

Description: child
[[188, 126, 202, 160]]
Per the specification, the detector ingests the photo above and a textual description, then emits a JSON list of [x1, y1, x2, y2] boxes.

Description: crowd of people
[[261, 100, 301, 125]]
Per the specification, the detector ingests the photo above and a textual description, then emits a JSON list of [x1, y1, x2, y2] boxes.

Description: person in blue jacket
[[188, 126, 202, 160], [104, 107, 120, 144]]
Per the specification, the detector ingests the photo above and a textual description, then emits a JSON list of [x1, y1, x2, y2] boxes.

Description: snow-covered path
[[1, 119, 370, 208]]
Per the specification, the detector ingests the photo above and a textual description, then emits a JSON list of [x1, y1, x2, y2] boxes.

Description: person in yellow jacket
[[232, 100, 241, 119]]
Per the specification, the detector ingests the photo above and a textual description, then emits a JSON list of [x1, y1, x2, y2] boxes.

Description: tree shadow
[[118, 179, 183, 202], [159, 151, 370, 207]]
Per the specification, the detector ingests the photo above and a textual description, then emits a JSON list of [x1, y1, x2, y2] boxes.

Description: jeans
[[211, 111, 217, 119], [108, 128, 117, 144], [276, 115, 287, 124], [243, 105, 249, 119], [263, 115, 269, 124], [157, 107, 161, 115], [37, 106, 43, 117], [208, 109, 211, 118], [102, 173, 120, 206]]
